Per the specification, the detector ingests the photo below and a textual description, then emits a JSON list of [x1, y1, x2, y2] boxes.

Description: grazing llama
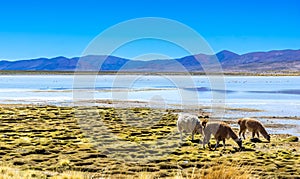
[[202, 121, 242, 150], [238, 118, 270, 142], [177, 113, 204, 141]]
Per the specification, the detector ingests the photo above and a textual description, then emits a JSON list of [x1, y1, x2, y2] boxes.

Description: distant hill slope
[[0, 49, 299, 72]]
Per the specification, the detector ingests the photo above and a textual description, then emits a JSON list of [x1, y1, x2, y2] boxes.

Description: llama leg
[[239, 130, 242, 138], [180, 132, 183, 141], [203, 135, 211, 149], [241, 131, 244, 140], [208, 141, 212, 150], [239, 126, 246, 139], [239, 129, 245, 139], [203, 135, 209, 148], [222, 139, 226, 149], [256, 132, 260, 138], [252, 132, 255, 139], [192, 132, 194, 141], [215, 139, 220, 149]]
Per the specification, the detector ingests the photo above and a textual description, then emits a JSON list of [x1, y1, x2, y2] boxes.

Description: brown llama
[[202, 121, 242, 150], [237, 118, 270, 142]]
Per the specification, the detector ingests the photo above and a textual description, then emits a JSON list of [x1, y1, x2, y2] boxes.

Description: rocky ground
[[0, 105, 299, 178]]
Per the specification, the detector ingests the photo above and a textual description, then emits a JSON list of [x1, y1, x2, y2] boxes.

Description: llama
[[177, 113, 203, 141], [202, 121, 242, 150], [238, 118, 270, 142]]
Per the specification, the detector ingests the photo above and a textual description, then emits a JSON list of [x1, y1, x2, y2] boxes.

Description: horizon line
[[1, 48, 299, 62]]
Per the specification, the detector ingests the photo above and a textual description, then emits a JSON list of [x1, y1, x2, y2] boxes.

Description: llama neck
[[229, 128, 238, 140]]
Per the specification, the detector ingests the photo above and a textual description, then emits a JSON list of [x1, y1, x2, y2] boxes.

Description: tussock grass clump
[[0, 166, 92, 179], [0, 164, 253, 179], [171, 162, 253, 179], [197, 164, 252, 179]]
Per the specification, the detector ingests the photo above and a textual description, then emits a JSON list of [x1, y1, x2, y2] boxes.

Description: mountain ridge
[[1, 49, 299, 72]]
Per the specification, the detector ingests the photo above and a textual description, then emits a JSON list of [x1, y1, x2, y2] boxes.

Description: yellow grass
[[0, 163, 253, 179], [173, 162, 253, 179]]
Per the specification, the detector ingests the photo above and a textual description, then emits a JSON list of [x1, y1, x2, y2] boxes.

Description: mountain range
[[0, 49, 299, 73]]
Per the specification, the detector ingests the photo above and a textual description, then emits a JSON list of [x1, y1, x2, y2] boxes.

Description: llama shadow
[[250, 138, 269, 143], [239, 146, 255, 152], [191, 139, 202, 144], [208, 145, 243, 153], [179, 139, 203, 147], [207, 143, 225, 151]]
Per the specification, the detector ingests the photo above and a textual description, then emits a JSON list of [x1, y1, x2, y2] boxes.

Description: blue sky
[[0, 0, 300, 60]]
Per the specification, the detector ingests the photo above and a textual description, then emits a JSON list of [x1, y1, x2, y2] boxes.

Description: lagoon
[[0, 75, 300, 117]]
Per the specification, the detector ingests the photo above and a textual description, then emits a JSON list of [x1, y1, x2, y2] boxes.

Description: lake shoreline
[[1, 101, 299, 136], [1, 70, 300, 76]]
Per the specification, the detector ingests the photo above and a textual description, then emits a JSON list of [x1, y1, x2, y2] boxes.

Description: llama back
[[244, 118, 268, 135], [203, 122, 220, 136], [214, 122, 238, 140], [177, 113, 200, 133], [245, 118, 263, 132]]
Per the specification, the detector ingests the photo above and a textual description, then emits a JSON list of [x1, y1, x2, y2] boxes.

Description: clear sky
[[0, 0, 300, 60]]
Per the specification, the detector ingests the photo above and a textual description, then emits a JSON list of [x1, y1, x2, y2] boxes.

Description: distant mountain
[[216, 50, 240, 63], [0, 49, 299, 72], [220, 49, 300, 72]]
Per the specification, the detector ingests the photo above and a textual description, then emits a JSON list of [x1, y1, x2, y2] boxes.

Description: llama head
[[266, 134, 271, 142], [194, 122, 204, 135]]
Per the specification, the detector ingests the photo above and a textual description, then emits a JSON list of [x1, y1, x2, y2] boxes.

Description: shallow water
[[0, 74, 299, 135], [1, 75, 299, 114]]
